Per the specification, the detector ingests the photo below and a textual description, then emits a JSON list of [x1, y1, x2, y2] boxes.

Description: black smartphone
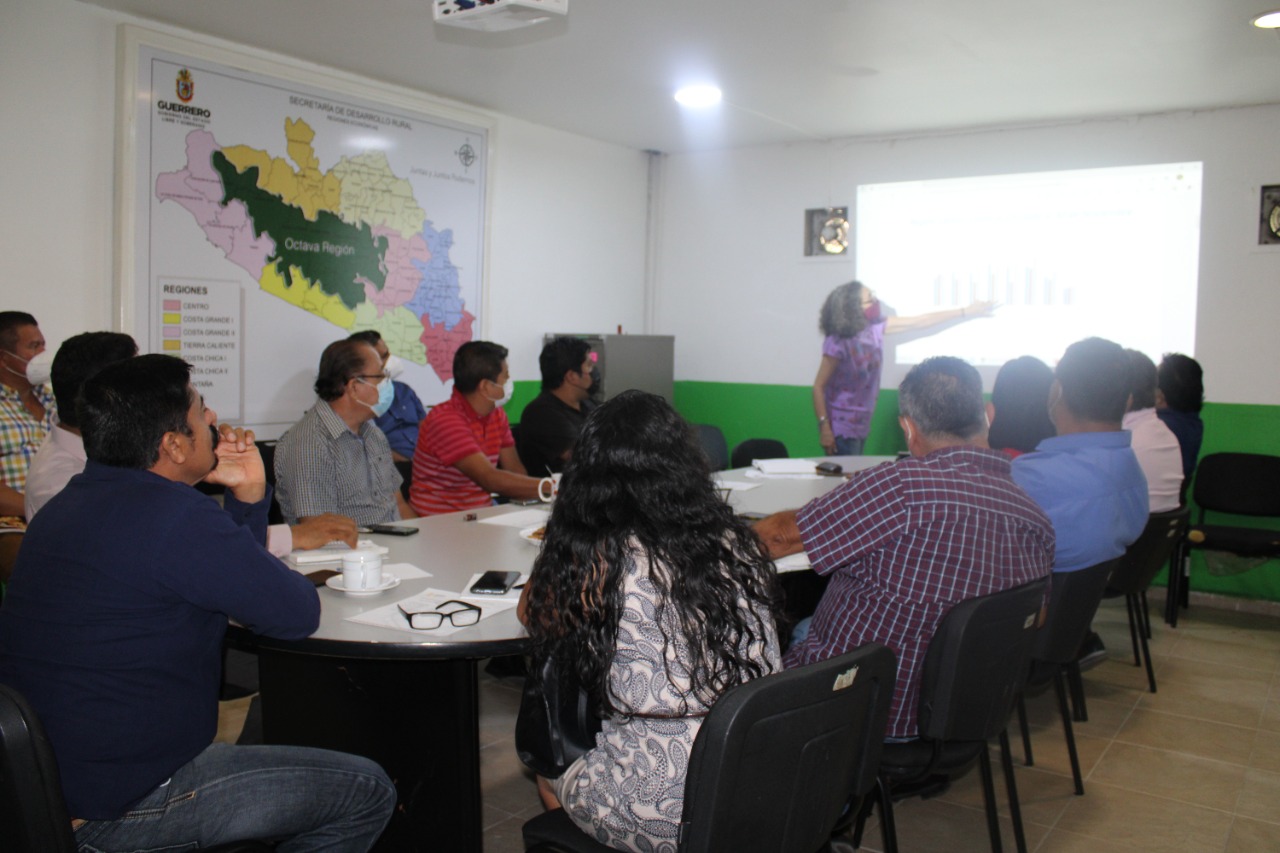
[[816, 461, 844, 476], [470, 570, 521, 595], [367, 524, 419, 536]]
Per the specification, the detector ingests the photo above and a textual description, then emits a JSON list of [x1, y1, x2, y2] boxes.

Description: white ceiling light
[[674, 85, 723, 108], [1252, 9, 1280, 27]]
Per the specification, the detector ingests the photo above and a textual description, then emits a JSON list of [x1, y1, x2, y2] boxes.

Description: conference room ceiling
[[84, 0, 1280, 152]]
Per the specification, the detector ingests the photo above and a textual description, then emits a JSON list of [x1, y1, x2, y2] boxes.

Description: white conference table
[[234, 455, 897, 852]]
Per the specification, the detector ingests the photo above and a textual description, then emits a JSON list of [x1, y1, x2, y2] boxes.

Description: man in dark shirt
[[0, 354, 395, 851], [517, 336, 596, 476]]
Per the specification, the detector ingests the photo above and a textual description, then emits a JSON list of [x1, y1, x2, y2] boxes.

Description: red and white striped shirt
[[410, 389, 514, 516]]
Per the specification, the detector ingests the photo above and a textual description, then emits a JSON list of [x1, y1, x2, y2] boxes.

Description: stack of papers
[[287, 540, 389, 566], [747, 459, 822, 480]]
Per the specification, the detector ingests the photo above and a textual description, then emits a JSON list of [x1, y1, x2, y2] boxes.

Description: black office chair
[[522, 643, 898, 853], [0, 684, 273, 853], [693, 424, 729, 472], [1170, 453, 1280, 627], [860, 576, 1050, 853], [730, 438, 789, 470], [1015, 559, 1117, 797], [1107, 510, 1188, 693], [255, 440, 285, 526], [394, 458, 413, 501]]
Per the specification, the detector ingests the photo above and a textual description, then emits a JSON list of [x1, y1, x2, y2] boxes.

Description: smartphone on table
[[367, 524, 419, 536], [470, 570, 521, 595]]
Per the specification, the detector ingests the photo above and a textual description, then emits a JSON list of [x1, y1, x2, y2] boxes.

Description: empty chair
[[1170, 452, 1280, 626], [0, 684, 272, 853], [1015, 559, 1117, 797], [693, 423, 729, 471], [1107, 510, 1188, 693], [730, 438, 789, 469], [859, 576, 1050, 853], [523, 643, 898, 853]]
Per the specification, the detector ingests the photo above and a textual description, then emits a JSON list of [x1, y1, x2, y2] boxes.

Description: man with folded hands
[[0, 354, 395, 851], [754, 356, 1055, 740]]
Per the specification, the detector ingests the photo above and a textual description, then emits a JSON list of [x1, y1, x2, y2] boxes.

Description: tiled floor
[[216, 594, 1280, 852]]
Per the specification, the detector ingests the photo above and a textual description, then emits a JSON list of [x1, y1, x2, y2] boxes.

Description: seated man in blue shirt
[[349, 329, 427, 461], [0, 354, 395, 851], [1012, 337, 1148, 572], [1011, 337, 1148, 662]]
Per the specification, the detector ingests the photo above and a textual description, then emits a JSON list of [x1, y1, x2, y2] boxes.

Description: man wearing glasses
[[276, 339, 416, 526]]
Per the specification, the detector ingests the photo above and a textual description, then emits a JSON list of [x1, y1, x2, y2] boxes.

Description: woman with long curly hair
[[814, 280, 994, 455], [519, 390, 781, 851]]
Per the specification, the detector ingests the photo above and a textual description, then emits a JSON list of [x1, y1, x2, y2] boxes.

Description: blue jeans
[[75, 743, 396, 853], [834, 436, 865, 456]]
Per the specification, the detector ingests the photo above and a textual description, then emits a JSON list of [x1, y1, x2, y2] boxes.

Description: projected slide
[[856, 162, 1202, 373]]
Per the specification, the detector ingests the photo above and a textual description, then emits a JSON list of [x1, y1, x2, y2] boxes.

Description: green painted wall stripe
[[670, 380, 1280, 604]]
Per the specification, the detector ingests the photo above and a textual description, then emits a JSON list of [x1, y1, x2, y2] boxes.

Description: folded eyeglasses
[[398, 599, 482, 630]]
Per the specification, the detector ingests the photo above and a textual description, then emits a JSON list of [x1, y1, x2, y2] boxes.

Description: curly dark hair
[[819, 281, 869, 339], [523, 390, 780, 717]]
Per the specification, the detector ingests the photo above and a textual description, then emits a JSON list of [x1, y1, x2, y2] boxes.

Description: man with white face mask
[[275, 340, 416, 526], [348, 330, 427, 461], [411, 340, 548, 515], [0, 311, 55, 526]]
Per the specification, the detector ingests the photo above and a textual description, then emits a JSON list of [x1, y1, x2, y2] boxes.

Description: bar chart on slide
[[856, 162, 1202, 372]]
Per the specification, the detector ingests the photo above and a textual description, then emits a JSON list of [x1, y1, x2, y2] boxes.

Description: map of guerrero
[[156, 118, 473, 381]]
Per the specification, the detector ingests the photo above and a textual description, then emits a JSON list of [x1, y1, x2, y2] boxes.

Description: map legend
[[154, 279, 243, 420]]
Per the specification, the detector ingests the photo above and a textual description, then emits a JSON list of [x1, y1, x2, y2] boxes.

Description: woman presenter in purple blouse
[[813, 281, 993, 455]]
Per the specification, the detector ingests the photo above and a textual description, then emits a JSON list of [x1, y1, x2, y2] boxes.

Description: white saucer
[[325, 574, 401, 595], [519, 524, 546, 546]]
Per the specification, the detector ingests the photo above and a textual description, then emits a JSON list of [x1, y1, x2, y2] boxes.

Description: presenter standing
[[813, 281, 994, 454]]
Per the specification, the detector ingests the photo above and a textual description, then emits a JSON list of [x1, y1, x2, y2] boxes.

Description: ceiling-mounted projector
[[433, 0, 568, 32]]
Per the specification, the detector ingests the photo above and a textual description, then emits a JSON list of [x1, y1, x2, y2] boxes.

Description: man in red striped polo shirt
[[410, 341, 548, 516]]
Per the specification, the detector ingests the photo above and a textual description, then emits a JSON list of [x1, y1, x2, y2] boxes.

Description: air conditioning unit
[[433, 0, 568, 32]]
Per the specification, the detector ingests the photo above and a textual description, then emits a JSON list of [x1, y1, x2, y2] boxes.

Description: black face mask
[[588, 368, 604, 401]]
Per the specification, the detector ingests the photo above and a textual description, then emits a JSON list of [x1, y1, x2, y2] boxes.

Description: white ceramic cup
[[341, 551, 384, 590], [537, 472, 563, 503]]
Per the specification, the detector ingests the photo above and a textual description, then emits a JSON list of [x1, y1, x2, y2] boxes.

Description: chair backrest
[[1032, 559, 1118, 666], [1109, 510, 1188, 596], [730, 438, 789, 470], [0, 683, 76, 853], [255, 440, 285, 525], [678, 644, 897, 853], [1192, 453, 1280, 518], [917, 576, 1050, 743], [693, 424, 729, 472]]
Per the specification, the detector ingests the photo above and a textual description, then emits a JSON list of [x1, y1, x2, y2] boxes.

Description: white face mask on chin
[[489, 379, 514, 407], [24, 350, 54, 386]]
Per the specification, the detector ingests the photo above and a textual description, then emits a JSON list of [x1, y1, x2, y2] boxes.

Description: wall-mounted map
[[129, 38, 487, 429]]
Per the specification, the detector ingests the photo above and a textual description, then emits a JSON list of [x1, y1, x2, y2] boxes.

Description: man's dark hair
[[539, 337, 592, 391], [453, 341, 508, 393], [1055, 337, 1131, 424], [0, 311, 38, 352], [1124, 349, 1159, 411], [1158, 353, 1204, 413], [51, 332, 138, 428], [347, 330, 382, 347], [315, 340, 377, 401], [898, 356, 986, 440], [80, 354, 194, 469]]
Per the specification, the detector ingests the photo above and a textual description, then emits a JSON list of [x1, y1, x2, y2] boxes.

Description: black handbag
[[515, 655, 603, 779]]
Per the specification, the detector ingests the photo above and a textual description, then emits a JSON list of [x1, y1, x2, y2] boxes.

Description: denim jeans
[[74, 743, 396, 853], [834, 436, 865, 456]]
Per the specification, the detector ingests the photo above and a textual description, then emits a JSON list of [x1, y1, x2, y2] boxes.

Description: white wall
[[655, 107, 1280, 406], [0, 0, 649, 402]]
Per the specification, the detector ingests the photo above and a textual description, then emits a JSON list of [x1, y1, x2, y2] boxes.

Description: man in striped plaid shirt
[[755, 356, 1054, 739]]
